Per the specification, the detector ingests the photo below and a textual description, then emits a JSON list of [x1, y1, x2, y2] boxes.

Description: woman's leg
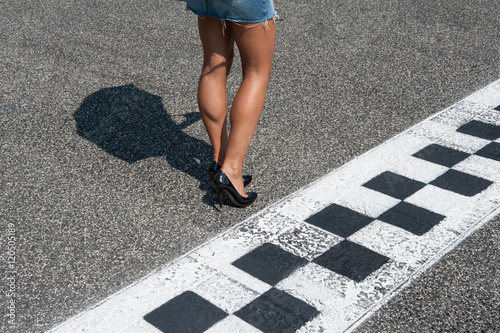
[[221, 19, 276, 197], [197, 17, 235, 165]]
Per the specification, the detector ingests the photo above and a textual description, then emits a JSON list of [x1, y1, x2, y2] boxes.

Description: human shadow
[[73, 84, 215, 202]]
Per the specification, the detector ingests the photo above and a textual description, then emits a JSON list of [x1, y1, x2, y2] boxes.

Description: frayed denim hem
[[192, 11, 278, 36]]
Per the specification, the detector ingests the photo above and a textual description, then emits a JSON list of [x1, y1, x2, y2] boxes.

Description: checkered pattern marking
[[141, 106, 500, 332], [49, 82, 500, 333]]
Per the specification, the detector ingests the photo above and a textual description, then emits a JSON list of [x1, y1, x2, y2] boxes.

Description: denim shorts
[[185, 0, 276, 23]]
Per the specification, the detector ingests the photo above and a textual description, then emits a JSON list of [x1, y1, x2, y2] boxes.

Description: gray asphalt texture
[[1, 0, 499, 332]]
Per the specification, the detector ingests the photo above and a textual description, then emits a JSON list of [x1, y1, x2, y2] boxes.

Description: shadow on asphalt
[[73, 84, 220, 205]]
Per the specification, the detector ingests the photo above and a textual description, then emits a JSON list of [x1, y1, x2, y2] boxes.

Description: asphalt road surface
[[1, 0, 499, 332]]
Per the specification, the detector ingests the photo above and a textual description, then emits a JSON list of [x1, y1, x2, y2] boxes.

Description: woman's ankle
[[221, 164, 242, 178]]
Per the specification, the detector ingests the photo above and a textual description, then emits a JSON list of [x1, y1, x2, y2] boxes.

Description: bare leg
[[221, 19, 276, 197], [197, 17, 234, 165]]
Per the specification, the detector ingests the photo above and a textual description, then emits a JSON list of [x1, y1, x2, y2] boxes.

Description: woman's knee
[[241, 63, 273, 82]]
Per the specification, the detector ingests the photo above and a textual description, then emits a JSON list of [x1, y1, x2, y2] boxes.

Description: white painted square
[[465, 79, 500, 108], [475, 108, 500, 126], [147, 256, 217, 293], [469, 180, 500, 207], [436, 131, 491, 154], [405, 184, 470, 216], [393, 222, 460, 266], [233, 210, 300, 247], [389, 156, 448, 183], [205, 315, 262, 333], [356, 260, 417, 298], [348, 220, 414, 261], [278, 263, 358, 310], [430, 100, 490, 127], [336, 186, 401, 218], [454, 155, 500, 182], [194, 272, 260, 314], [272, 222, 343, 261], [407, 120, 456, 142], [444, 183, 500, 234], [271, 192, 327, 222], [476, 182, 500, 207], [277, 266, 342, 311]]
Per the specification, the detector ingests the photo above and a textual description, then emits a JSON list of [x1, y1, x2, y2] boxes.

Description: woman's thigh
[[198, 17, 234, 73], [232, 19, 276, 78]]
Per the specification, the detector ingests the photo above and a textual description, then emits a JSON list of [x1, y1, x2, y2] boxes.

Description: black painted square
[[475, 142, 500, 162], [456, 120, 500, 140], [232, 243, 308, 285], [235, 287, 319, 333], [412, 144, 470, 167], [143, 291, 227, 333], [363, 171, 426, 200], [305, 204, 374, 237], [430, 169, 493, 196], [313, 240, 390, 282], [378, 201, 445, 235]]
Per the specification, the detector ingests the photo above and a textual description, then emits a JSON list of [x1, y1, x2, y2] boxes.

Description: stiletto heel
[[208, 161, 252, 187], [213, 170, 257, 208], [213, 182, 223, 208]]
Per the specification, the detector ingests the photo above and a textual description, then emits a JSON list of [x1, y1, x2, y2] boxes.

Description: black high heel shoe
[[208, 161, 252, 187], [213, 170, 257, 208]]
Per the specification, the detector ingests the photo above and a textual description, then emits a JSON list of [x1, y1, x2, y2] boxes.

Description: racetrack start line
[[50, 79, 500, 333]]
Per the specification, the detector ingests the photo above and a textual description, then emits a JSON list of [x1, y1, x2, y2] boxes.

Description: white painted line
[[50, 78, 500, 333]]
